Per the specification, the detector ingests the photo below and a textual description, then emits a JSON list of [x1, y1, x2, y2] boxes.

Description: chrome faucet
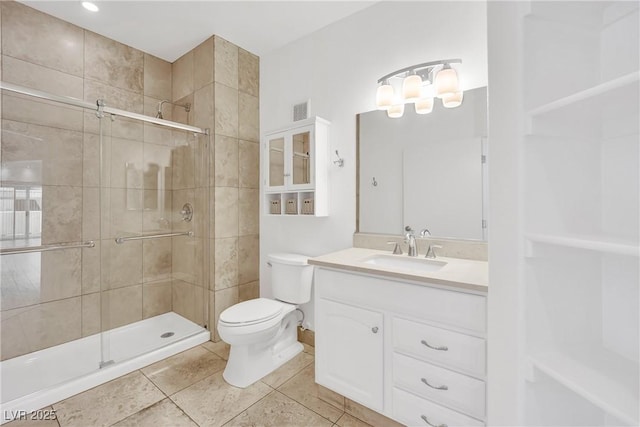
[[404, 226, 418, 257], [425, 244, 443, 259]]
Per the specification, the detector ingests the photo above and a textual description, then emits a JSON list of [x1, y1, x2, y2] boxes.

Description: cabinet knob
[[371, 326, 379, 333], [421, 415, 447, 427]]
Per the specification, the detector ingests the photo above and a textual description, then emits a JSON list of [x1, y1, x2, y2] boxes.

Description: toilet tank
[[268, 253, 313, 304]]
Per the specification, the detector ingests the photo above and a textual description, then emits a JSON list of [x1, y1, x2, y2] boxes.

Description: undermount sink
[[361, 254, 447, 273]]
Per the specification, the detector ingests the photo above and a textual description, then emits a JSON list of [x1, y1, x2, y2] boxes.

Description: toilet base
[[222, 313, 303, 388]]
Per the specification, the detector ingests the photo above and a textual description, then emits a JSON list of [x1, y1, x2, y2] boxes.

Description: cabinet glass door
[[292, 131, 311, 186], [268, 136, 285, 187]]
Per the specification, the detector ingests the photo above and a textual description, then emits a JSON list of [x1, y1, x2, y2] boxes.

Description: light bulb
[[82, 2, 99, 12], [442, 91, 464, 108], [415, 98, 434, 114], [375, 83, 394, 110], [402, 74, 422, 102], [387, 104, 404, 119], [434, 65, 459, 98]]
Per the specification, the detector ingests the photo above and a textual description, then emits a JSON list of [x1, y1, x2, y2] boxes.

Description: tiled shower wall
[[169, 35, 260, 341], [0, 1, 260, 357]]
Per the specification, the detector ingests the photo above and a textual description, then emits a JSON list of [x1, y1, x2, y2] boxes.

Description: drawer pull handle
[[421, 340, 448, 351], [372, 326, 379, 333], [421, 377, 449, 390], [421, 415, 447, 427]]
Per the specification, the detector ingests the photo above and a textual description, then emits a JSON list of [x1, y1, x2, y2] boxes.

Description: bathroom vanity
[[309, 248, 488, 426]]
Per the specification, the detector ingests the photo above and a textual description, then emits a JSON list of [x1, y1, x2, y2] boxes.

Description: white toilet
[[217, 253, 313, 388]]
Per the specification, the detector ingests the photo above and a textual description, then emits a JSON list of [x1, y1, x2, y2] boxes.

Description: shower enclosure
[[0, 81, 211, 420]]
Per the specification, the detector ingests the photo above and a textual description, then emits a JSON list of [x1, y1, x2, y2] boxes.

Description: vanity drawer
[[393, 317, 486, 377], [393, 353, 485, 419], [392, 387, 484, 427]]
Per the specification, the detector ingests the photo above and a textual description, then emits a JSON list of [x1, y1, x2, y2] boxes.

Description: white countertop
[[308, 247, 488, 293]]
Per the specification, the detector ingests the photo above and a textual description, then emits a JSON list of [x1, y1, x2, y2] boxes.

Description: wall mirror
[[357, 86, 488, 240]]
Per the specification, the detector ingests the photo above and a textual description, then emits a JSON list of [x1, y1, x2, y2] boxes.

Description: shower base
[[0, 312, 209, 424]]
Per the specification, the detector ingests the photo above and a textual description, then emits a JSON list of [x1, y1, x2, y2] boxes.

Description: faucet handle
[[387, 241, 403, 255], [425, 244, 443, 259], [419, 228, 431, 238]]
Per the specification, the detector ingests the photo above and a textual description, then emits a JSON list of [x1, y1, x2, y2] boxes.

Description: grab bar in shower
[[0, 241, 96, 255], [115, 231, 194, 244]]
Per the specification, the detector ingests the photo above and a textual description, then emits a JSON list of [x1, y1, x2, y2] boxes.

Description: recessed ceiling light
[[82, 2, 99, 12]]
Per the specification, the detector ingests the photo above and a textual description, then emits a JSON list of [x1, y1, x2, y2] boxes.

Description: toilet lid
[[219, 298, 284, 326]]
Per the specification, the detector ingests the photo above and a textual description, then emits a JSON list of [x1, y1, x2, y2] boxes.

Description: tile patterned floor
[[6, 342, 402, 427]]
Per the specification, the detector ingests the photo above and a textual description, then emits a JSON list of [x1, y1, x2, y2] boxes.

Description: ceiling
[[21, 1, 377, 62]]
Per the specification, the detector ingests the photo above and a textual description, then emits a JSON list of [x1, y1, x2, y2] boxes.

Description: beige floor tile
[[277, 364, 344, 423], [345, 399, 404, 427], [260, 351, 314, 389], [171, 371, 270, 427], [201, 340, 230, 360], [224, 391, 333, 427], [335, 413, 374, 427], [53, 371, 164, 427], [112, 398, 197, 427], [141, 346, 226, 395], [4, 407, 58, 427]]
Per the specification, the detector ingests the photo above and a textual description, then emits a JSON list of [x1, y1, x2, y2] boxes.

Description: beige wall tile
[[214, 36, 238, 89], [82, 187, 99, 240], [172, 143, 195, 190], [101, 284, 142, 330], [171, 94, 194, 126], [81, 292, 100, 337], [214, 187, 238, 238], [1, 120, 83, 186], [84, 79, 144, 115], [54, 371, 164, 427], [214, 237, 238, 291], [2, 54, 83, 98], [214, 135, 239, 187], [2, 95, 83, 132], [239, 140, 259, 188], [238, 92, 259, 142], [108, 188, 144, 239], [213, 286, 238, 341], [194, 37, 214, 91], [239, 188, 259, 236], [41, 185, 82, 245], [208, 290, 215, 340], [83, 133, 100, 187], [143, 280, 172, 319], [214, 83, 238, 138], [238, 48, 259, 97], [102, 239, 143, 289], [141, 346, 225, 395], [113, 398, 197, 427], [172, 279, 204, 325], [1, 2, 84, 77], [298, 328, 316, 349], [143, 143, 173, 189], [172, 51, 194, 102], [238, 234, 259, 284], [84, 31, 143, 93], [143, 239, 172, 283], [144, 54, 172, 100], [40, 248, 82, 302], [238, 281, 259, 302], [172, 237, 203, 287], [143, 189, 172, 232], [82, 244, 101, 295], [110, 137, 144, 189], [0, 297, 82, 360], [194, 83, 214, 131]]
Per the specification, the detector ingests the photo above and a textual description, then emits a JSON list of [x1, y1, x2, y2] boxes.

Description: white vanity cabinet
[[315, 267, 487, 426], [263, 116, 329, 216]]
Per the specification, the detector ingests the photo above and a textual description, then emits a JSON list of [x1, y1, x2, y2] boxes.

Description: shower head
[[156, 110, 164, 120], [156, 100, 190, 121]]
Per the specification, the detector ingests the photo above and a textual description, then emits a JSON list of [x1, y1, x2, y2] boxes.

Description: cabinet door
[[289, 125, 315, 190], [316, 298, 384, 411], [265, 133, 286, 191]]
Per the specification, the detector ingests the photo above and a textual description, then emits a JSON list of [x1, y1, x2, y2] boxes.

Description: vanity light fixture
[[376, 58, 463, 118], [82, 1, 99, 12]]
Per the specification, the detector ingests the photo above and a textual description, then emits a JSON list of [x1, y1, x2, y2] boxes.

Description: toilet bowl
[[217, 253, 313, 388]]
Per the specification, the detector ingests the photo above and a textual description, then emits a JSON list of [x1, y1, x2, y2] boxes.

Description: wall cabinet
[[263, 117, 329, 216], [315, 267, 487, 426]]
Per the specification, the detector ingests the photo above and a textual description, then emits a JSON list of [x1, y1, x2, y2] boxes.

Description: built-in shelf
[[527, 72, 640, 117], [525, 233, 640, 257], [527, 349, 639, 426]]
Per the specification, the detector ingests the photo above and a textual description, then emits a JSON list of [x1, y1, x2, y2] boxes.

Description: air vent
[[293, 100, 310, 121]]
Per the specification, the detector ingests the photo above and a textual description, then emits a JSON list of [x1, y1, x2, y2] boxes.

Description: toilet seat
[[219, 298, 286, 327]]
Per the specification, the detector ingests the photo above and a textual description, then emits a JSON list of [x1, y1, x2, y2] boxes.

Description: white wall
[[260, 1, 488, 330]]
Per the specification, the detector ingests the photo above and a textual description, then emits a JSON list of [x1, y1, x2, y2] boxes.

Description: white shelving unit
[[487, 1, 639, 425]]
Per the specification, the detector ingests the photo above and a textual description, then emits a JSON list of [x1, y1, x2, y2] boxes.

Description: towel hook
[[333, 150, 344, 167]]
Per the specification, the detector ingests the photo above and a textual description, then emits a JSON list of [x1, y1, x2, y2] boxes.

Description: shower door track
[[0, 81, 209, 135]]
